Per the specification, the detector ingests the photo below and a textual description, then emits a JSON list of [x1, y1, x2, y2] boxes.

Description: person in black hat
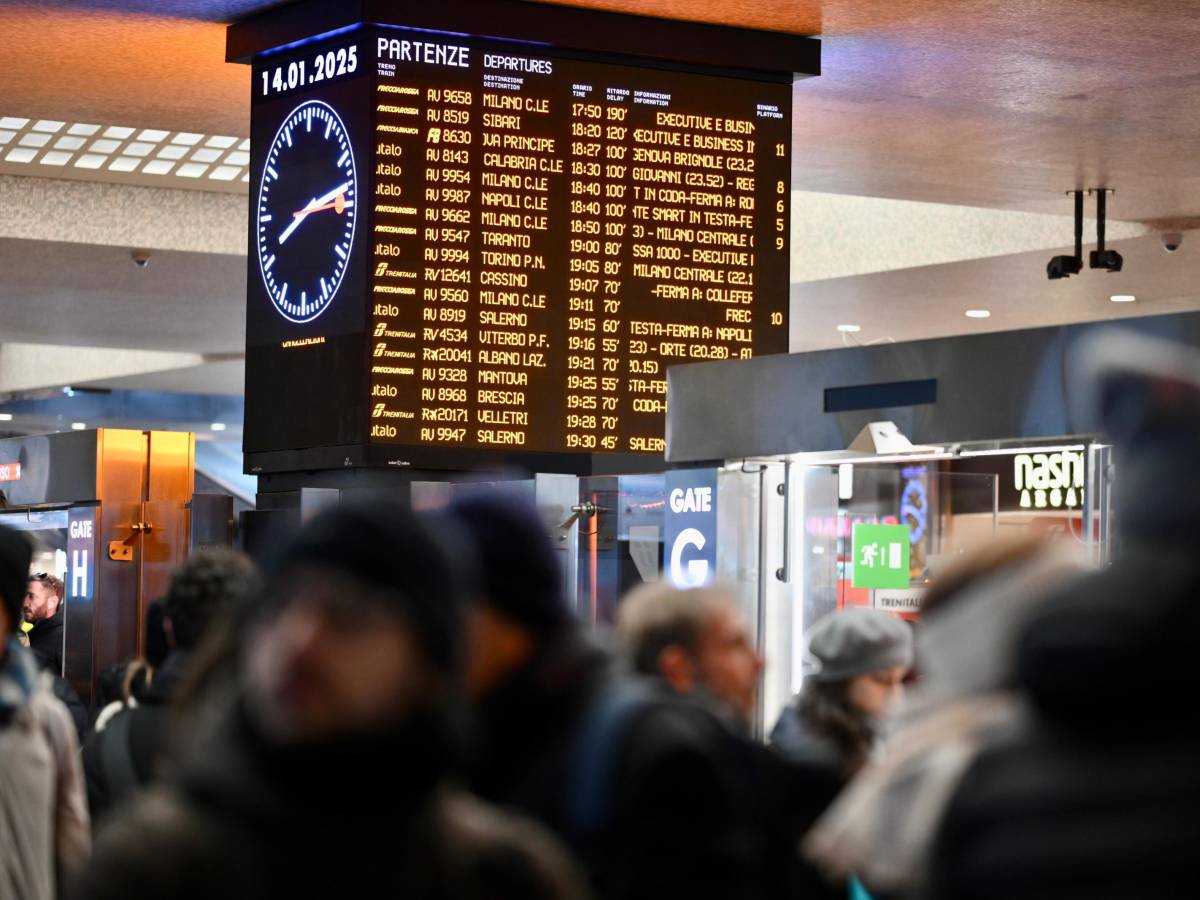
[[924, 330, 1200, 900], [448, 491, 763, 900], [0, 524, 90, 898], [77, 503, 585, 900]]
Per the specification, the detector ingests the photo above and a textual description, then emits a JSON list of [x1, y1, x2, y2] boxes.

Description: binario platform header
[[244, 27, 791, 468]]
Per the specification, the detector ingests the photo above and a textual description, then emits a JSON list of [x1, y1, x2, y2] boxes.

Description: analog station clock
[[256, 99, 357, 324]]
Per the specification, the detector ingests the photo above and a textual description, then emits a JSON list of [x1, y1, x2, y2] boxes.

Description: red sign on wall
[[0, 463, 21, 482]]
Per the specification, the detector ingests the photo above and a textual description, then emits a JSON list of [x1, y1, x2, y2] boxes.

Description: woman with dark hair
[[770, 608, 914, 780]]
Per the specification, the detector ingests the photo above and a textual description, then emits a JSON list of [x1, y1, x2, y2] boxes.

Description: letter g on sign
[[669, 527, 709, 587]]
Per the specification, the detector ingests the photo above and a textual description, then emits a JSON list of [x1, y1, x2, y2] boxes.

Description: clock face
[[256, 99, 357, 324]]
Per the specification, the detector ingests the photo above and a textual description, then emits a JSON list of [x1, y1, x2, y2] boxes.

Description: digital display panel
[[245, 28, 791, 469]]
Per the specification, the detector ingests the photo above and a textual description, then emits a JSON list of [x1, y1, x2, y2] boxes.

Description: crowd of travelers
[[1, 329, 1197, 899]]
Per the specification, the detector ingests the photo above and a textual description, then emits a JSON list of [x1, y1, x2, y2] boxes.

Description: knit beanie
[[445, 492, 571, 635], [805, 607, 914, 682], [0, 524, 32, 634], [266, 503, 468, 677]]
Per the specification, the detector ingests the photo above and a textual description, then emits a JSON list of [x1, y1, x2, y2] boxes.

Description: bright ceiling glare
[[0, 115, 250, 190], [70, 422, 86, 431], [0, 414, 12, 422], [210, 422, 227, 432], [965, 309, 991, 318], [837, 324, 862, 333], [1110, 294, 1137, 303]]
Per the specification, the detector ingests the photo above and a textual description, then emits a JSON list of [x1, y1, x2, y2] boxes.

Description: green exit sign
[[851, 523, 911, 589]]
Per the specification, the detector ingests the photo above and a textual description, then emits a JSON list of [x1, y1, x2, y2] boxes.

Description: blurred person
[[616, 582, 844, 900], [76, 503, 585, 900], [803, 538, 1087, 898], [25, 571, 65, 674], [770, 607, 914, 780], [82, 551, 259, 822], [91, 600, 177, 732], [93, 598, 174, 731], [0, 524, 90, 899], [616, 582, 762, 723], [448, 492, 762, 900], [924, 331, 1200, 900]]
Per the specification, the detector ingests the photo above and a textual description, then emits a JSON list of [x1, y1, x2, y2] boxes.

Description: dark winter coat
[[470, 633, 774, 900], [926, 544, 1200, 900], [74, 695, 588, 900], [82, 651, 193, 823], [28, 606, 64, 675]]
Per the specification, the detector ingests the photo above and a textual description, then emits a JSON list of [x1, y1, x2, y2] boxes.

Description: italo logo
[[1014, 451, 1085, 509]]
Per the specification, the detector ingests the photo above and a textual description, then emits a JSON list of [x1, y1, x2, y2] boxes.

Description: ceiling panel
[[0, 237, 245, 353], [790, 231, 1200, 352]]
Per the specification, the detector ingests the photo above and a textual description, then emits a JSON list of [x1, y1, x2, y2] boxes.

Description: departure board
[[244, 26, 792, 471]]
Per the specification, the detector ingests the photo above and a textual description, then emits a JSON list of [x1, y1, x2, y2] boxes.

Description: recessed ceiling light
[[176, 162, 209, 178], [191, 147, 222, 163], [836, 324, 862, 333], [0, 117, 29, 130], [225, 150, 250, 167], [102, 126, 134, 139], [70, 422, 87, 431], [67, 123, 100, 136], [137, 129, 169, 142], [206, 135, 238, 149], [238, 138, 251, 151], [965, 309, 991, 318], [5, 147, 37, 163], [1110, 294, 1136, 303], [40, 151, 73, 166], [0, 131, 14, 145], [142, 159, 174, 176], [208, 166, 240, 181], [0, 414, 11, 422], [123, 142, 154, 157], [18, 132, 51, 148], [157, 144, 187, 160], [171, 132, 202, 146], [90, 139, 120, 154], [74, 153, 107, 169], [210, 422, 227, 432], [108, 156, 140, 172], [54, 135, 85, 150], [32, 120, 65, 133]]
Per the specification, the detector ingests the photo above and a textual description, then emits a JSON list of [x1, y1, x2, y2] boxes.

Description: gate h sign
[[664, 469, 718, 588], [851, 523, 910, 590]]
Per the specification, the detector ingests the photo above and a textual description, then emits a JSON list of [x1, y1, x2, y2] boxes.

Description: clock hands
[[277, 181, 353, 245]]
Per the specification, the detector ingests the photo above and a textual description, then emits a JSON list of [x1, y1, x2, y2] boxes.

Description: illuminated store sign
[[1014, 451, 1084, 509]]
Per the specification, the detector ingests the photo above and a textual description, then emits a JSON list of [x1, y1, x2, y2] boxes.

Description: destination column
[[476, 53, 560, 451]]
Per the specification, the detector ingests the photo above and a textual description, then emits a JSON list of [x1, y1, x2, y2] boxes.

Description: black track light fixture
[[1047, 190, 1084, 280], [1089, 189, 1123, 272]]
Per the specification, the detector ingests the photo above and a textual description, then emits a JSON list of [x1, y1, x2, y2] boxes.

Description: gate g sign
[[851, 523, 910, 590], [664, 469, 718, 588]]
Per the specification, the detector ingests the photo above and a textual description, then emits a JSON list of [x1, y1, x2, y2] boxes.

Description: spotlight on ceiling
[[1048, 189, 1085, 280], [1047, 255, 1082, 279], [1088, 188, 1123, 273]]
